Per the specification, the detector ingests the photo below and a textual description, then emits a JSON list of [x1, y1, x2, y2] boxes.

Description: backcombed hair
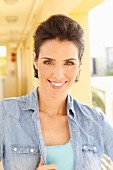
[[33, 14, 85, 79]]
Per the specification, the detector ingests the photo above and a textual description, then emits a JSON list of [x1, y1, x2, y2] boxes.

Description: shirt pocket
[[82, 144, 102, 170], [10, 144, 40, 170]]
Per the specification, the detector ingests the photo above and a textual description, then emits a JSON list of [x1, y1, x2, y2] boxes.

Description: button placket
[[68, 116, 82, 170], [32, 110, 47, 165], [32, 112, 36, 121]]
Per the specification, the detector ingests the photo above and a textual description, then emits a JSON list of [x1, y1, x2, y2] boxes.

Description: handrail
[[101, 155, 113, 170]]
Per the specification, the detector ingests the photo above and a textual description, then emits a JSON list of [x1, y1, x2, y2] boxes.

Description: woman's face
[[34, 39, 82, 98]]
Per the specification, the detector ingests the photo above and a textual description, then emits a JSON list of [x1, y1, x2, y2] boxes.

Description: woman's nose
[[52, 66, 64, 79]]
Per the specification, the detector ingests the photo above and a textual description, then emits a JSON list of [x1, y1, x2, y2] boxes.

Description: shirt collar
[[20, 87, 76, 118], [19, 87, 38, 110], [67, 93, 76, 118]]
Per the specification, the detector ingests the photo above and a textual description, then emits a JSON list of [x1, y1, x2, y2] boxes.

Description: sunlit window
[[0, 46, 7, 76], [0, 46, 7, 57], [89, 0, 113, 76]]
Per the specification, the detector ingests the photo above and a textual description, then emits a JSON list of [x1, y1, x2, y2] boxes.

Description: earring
[[75, 70, 81, 82]]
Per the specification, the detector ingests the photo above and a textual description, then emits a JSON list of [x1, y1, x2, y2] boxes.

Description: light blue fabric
[[0, 87, 113, 170], [46, 139, 74, 170]]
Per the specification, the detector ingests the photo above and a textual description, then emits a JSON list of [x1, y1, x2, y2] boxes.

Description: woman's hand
[[37, 157, 57, 170]]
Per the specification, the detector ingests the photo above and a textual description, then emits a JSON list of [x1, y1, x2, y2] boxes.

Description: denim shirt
[[0, 88, 113, 170]]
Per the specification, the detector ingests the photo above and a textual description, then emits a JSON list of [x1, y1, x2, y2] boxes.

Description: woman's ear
[[33, 51, 38, 69], [78, 57, 83, 70], [75, 57, 83, 82]]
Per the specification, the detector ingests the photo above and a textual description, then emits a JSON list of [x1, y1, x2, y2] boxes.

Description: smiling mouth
[[48, 80, 67, 87]]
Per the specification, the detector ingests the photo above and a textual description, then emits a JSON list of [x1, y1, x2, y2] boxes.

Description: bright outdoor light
[[0, 46, 7, 57]]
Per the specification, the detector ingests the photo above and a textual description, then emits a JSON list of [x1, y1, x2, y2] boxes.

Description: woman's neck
[[38, 89, 67, 116]]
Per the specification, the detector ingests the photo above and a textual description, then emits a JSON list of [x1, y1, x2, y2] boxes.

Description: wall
[[69, 12, 92, 105], [4, 45, 18, 98]]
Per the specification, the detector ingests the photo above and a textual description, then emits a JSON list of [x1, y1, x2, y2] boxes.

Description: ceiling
[[0, 0, 44, 46], [0, 0, 104, 47]]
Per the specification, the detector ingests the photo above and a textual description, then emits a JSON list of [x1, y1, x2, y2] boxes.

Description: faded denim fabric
[[0, 87, 113, 170]]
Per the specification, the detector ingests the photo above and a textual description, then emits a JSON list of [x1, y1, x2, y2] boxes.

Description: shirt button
[[83, 145, 87, 150], [30, 148, 34, 153], [73, 128, 76, 131], [13, 147, 17, 152], [93, 146, 97, 152]]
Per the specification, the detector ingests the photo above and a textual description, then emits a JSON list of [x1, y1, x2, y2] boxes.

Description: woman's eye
[[43, 60, 53, 65], [65, 61, 75, 65]]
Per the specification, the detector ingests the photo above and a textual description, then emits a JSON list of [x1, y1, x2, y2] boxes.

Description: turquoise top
[[46, 139, 74, 170]]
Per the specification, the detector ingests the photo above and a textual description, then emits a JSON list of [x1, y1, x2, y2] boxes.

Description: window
[[0, 46, 7, 76]]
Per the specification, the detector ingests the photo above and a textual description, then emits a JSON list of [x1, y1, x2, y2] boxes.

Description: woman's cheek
[[38, 66, 52, 78], [66, 67, 78, 79]]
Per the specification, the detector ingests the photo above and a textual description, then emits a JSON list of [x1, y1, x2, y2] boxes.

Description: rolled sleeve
[[102, 113, 113, 161]]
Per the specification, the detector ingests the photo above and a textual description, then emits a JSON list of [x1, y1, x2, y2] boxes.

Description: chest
[[4, 110, 104, 170], [39, 113, 70, 145]]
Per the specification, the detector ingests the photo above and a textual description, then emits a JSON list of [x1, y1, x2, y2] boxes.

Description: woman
[[0, 14, 113, 170]]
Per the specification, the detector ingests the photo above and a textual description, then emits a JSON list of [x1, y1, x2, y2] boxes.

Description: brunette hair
[[33, 14, 85, 79]]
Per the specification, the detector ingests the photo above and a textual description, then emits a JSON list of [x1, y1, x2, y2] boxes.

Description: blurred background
[[0, 0, 113, 169]]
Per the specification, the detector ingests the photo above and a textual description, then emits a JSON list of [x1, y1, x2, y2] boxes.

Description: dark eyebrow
[[41, 57, 55, 61], [64, 58, 78, 61], [41, 57, 78, 61]]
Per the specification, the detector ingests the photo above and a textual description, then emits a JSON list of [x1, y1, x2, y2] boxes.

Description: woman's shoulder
[[0, 89, 36, 106], [0, 92, 37, 121], [0, 95, 26, 106], [72, 97, 104, 122], [0, 96, 26, 117], [0, 89, 37, 111]]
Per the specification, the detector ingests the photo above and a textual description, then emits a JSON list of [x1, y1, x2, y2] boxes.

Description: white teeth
[[50, 81, 65, 87]]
